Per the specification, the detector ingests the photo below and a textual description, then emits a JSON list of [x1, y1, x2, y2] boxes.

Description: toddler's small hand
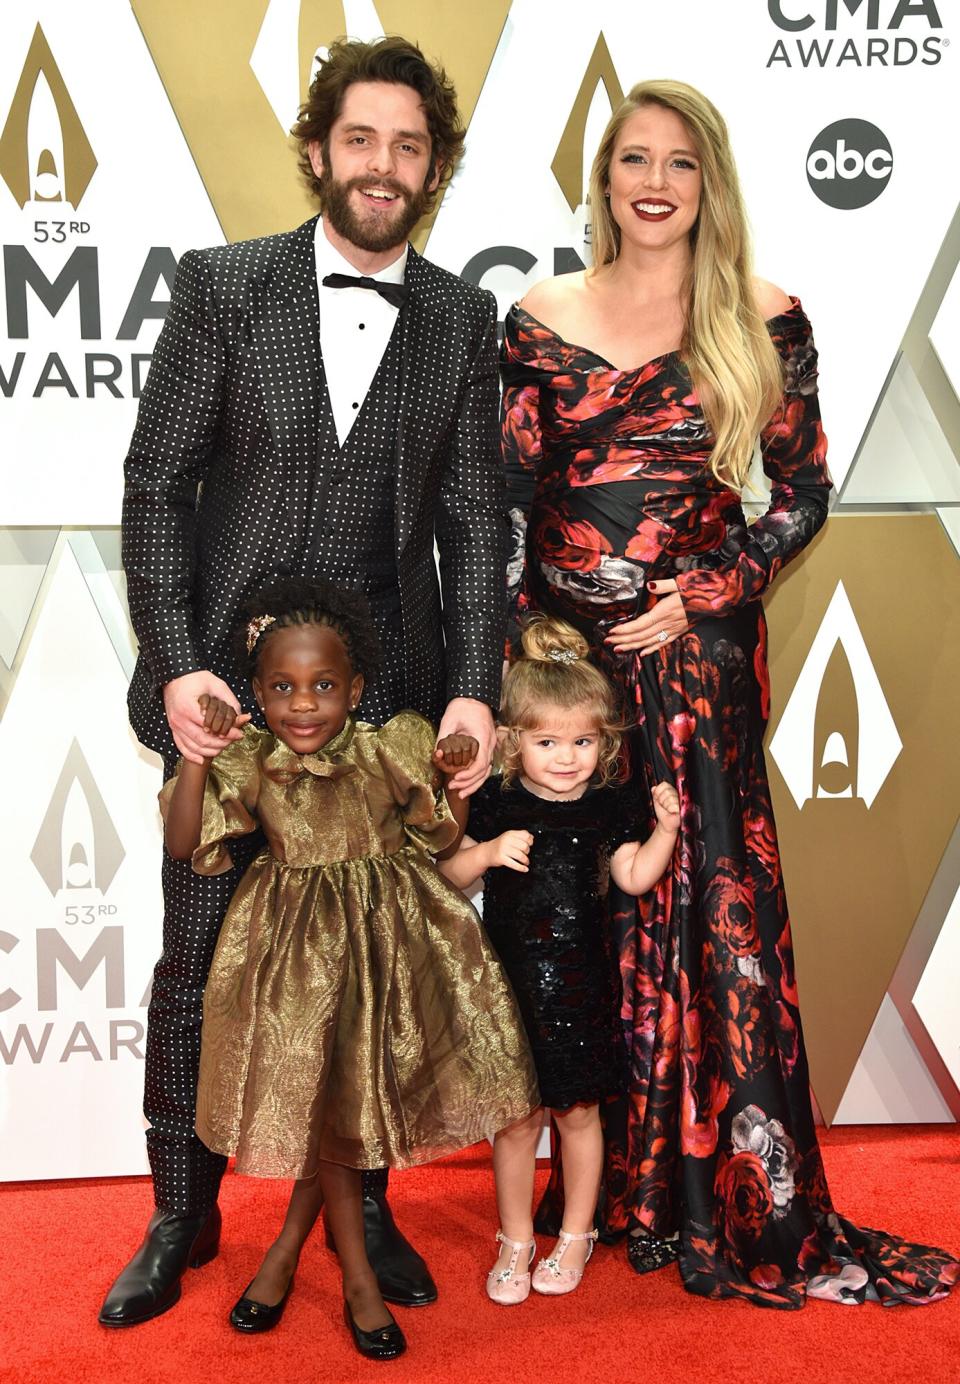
[[198, 693, 251, 745], [433, 734, 480, 774], [651, 780, 681, 833], [489, 829, 534, 872]]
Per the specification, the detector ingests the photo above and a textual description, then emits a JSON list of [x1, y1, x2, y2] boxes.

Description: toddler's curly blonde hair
[[498, 615, 623, 787]]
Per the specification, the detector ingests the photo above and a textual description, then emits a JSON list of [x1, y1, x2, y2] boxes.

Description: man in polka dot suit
[[101, 37, 507, 1328]]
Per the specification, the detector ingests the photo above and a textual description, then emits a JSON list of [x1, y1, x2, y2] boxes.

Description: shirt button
[[358, 323, 365, 330], [352, 401, 359, 410]]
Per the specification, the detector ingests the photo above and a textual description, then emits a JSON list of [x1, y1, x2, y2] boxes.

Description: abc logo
[[806, 119, 893, 209]]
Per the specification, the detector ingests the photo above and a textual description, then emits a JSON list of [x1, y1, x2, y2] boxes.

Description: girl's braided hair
[[234, 577, 382, 681]]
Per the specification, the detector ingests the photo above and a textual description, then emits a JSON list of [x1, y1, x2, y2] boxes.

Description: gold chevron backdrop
[[0, 0, 958, 1179]]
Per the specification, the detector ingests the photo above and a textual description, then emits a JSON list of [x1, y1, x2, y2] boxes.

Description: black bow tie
[[321, 272, 409, 310]]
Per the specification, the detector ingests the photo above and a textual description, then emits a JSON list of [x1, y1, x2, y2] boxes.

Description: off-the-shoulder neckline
[[508, 297, 803, 377]]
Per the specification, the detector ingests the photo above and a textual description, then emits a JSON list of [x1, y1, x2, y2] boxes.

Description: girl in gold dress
[[160, 578, 538, 1360]]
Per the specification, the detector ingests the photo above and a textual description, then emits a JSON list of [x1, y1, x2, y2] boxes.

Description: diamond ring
[[657, 630, 668, 643]]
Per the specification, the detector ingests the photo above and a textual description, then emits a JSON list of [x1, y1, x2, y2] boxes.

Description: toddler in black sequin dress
[[439, 616, 679, 1303]]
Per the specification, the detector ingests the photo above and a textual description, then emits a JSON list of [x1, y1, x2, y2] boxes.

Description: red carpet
[[3, 1125, 959, 1384]]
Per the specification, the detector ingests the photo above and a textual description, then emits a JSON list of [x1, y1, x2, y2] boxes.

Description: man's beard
[[321, 167, 431, 252]]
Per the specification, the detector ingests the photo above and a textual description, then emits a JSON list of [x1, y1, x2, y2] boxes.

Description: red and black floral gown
[[501, 300, 959, 1308]]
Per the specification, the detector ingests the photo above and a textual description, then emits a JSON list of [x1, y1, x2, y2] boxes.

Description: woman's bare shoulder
[[753, 276, 793, 322], [519, 272, 589, 323]]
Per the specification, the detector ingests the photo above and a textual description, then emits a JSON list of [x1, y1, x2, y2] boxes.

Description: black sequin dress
[[467, 777, 639, 1109]]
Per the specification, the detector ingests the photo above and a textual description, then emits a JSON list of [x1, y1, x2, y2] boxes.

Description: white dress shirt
[[314, 219, 408, 446]]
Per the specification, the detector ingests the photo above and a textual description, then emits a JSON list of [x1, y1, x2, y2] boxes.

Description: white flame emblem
[[27, 70, 64, 202], [769, 581, 902, 810], [60, 778, 95, 889], [250, 0, 386, 131]]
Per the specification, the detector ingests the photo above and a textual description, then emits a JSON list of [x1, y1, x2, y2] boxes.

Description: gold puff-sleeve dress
[[160, 712, 539, 1179]]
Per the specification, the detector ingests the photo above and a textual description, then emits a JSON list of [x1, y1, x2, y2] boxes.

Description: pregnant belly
[[526, 521, 646, 628], [527, 478, 735, 623]]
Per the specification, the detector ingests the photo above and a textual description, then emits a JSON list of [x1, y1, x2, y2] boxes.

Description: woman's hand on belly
[[603, 578, 690, 657]]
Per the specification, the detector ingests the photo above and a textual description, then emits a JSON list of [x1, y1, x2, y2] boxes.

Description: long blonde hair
[[498, 616, 622, 787], [588, 79, 783, 491]]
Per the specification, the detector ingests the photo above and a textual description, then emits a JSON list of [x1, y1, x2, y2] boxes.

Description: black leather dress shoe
[[98, 1206, 221, 1327], [229, 1276, 294, 1333], [343, 1300, 406, 1361], [325, 1194, 437, 1308]]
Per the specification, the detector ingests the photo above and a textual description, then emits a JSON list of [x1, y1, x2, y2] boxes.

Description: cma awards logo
[[0, 24, 96, 211], [463, 34, 623, 291], [0, 23, 175, 402], [0, 740, 142, 1073], [30, 740, 124, 896], [549, 35, 623, 249], [807, 119, 892, 209], [766, 0, 946, 68], [769, 581, 902, 809]]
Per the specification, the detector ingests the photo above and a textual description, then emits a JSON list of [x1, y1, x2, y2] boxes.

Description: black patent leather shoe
[[343, 1300, 406, 1361], [229, 1275, 294, 1333], [325, 1194, 437, 1308], [98, 1205, 221, 1327]]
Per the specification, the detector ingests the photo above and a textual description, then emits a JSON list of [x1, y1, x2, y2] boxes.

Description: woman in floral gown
[[501, 79, 959, 1309]]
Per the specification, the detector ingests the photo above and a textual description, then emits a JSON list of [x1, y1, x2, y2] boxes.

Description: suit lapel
[[251, 214, 323, 552], [395, 248, 447, 555]]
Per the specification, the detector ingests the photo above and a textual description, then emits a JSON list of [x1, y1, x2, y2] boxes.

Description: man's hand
[[163, 672, 247, 765], [436, 697, 496, 795]]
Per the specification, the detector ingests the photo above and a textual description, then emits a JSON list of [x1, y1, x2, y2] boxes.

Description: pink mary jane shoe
[[531, 1228, 598, 1296], [486, 1231, 536, 1305]]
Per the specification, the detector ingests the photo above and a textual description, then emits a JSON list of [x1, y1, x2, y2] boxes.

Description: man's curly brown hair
[[291, 35, 465, 212]]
